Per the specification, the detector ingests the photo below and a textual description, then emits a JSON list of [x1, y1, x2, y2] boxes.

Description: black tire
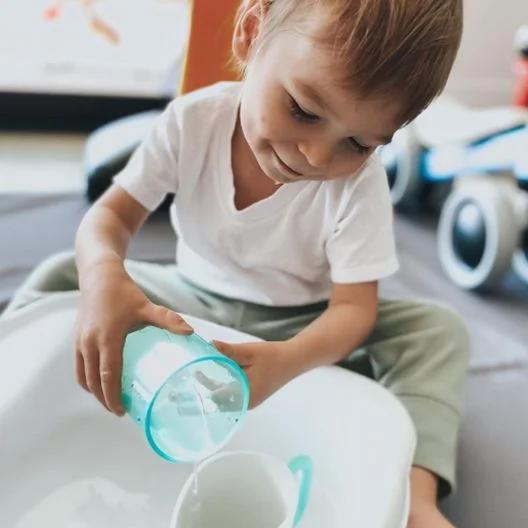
[[437, 181, 519, 290], [512, 227, 528, 285]]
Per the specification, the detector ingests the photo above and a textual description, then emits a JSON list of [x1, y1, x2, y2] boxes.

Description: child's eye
[[288, 93, 370, 156], [347, 137, 370, 156], [288, 96, 319, 123]]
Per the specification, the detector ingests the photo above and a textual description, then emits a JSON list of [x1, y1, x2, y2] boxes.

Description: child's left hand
[[212, 340, 297, 409]]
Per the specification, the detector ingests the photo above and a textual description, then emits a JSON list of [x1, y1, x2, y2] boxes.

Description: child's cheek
[[244, 110, 272, 151], [255, 104, 290, 144], [240, 108, 262, 151]]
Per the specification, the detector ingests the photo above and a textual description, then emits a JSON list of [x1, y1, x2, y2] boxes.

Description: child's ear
[[232, 0, 270, 63]]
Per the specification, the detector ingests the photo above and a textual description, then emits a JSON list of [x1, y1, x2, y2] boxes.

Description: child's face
[[238, 23, 403, 185]]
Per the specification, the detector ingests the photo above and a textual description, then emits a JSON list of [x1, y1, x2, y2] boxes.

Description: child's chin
[[263, 170, 288, 185], [270, 174, 290, 185], [268, 166, 296, 184]]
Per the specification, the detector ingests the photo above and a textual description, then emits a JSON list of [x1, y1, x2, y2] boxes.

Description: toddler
[[5, 1, 469, 526]]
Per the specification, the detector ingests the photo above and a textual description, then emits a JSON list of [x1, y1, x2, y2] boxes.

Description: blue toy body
[[423, 125, 528, 184]]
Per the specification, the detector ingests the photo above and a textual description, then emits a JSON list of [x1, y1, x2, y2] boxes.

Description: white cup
[[170, 450, 313, 528]]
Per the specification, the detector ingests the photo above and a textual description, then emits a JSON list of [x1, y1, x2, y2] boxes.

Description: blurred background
[[0, 0, 527, 527]]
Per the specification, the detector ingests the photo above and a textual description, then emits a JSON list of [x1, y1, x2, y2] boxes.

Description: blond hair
[[232, 0, 463, 125]]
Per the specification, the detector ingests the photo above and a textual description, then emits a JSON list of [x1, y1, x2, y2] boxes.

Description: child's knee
[[420, 302, 470, 367], [31, 249, 78, 290], [40, 249, 76, 270]]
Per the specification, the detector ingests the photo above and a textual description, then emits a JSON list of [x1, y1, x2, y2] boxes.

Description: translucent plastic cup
[[120, 325, 250, 463]]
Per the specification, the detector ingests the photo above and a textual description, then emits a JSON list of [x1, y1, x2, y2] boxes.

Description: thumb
[[212, 339, 227, 352], [212, 340, 251, 367], [141, 303, 194, 335], [213, 340, 237, 358], [212, 340, 234, 356]]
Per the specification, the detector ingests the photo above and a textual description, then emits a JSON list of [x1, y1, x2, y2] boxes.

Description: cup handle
[[287, 455, 313, 526]]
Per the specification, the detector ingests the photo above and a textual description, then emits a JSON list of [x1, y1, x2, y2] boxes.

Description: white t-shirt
[[114, 82, 399, 306]]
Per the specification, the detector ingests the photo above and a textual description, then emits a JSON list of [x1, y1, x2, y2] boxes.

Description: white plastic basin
[[0, 293, 415, 528]]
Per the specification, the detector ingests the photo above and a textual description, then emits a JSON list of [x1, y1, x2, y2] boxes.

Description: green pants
[[2, 250, 469, 496]]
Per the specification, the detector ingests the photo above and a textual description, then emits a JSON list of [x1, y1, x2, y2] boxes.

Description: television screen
[[0, 0, 189, 99]]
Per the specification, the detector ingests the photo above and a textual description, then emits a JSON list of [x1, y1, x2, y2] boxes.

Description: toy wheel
[[437, 182, 519, 290], [388, 124, 424, 210], [512, 228, 528, 284]]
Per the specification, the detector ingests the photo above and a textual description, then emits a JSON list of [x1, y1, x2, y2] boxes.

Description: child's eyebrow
[[294, 80, 327, 110], [293, 80, 395, 146]]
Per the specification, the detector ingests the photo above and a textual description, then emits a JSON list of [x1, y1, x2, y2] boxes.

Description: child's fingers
[[210, 381, 244, 412], [82, 339, 110, 412], [75, 342, 89, 392], [140, 303, 194, 335], [74, 339, 90, 392], [194, 369, 223, 391], [98, 337, 125, 416]]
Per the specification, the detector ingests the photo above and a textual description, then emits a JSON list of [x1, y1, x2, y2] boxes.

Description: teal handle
[[287, 455, 313, 526]]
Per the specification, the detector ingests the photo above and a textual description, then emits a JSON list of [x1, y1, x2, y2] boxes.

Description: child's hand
[[211, 340, 297, 409], [74, 260, 193, 416]]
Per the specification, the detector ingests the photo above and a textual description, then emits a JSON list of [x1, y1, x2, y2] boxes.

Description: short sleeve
[[113, 99, 181, 211], [325, 156, 399, 283]]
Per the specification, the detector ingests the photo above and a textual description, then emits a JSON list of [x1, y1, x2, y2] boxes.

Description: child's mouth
[[273, 150, 304, 178]]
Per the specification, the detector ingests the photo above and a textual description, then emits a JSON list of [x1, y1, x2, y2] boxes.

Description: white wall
[[445, 0, 528, 107]]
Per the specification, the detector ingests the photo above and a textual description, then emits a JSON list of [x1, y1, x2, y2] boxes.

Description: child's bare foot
[[408, 466, 455, 528], [408, 501, 454, 528]]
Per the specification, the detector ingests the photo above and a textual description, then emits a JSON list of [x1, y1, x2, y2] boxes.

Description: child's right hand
[[74, 260, 194, 416]]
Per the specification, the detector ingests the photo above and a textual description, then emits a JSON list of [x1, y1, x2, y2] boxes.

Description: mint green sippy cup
[[120, 325, 250, 463]]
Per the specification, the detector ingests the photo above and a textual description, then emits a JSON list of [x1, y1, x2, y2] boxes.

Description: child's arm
[[282, 281, 378, 376], [212, 281, 377, 409], [76, 184, 149, 275], [74, 185, 193, 415]]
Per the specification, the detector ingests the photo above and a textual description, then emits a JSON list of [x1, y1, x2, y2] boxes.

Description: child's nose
[[297, 140, 334, 168]]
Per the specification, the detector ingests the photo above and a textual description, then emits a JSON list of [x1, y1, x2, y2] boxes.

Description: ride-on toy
[[381, 97, 528, 291]]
